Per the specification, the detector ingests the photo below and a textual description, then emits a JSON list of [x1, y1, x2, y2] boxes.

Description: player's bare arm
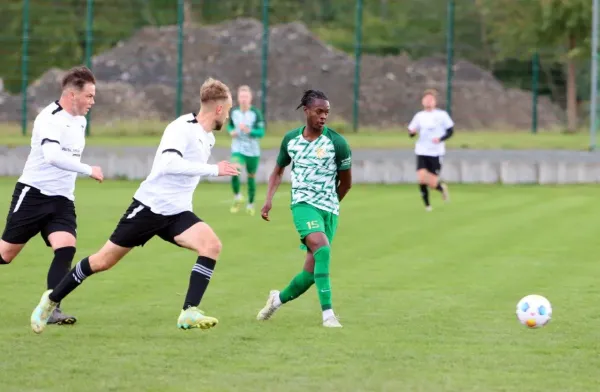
[[261, 164, 285, 221], [336, 169, 352, 202]]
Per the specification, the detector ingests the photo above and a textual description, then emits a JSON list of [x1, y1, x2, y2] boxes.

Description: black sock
[[435, 182, 444, 192], [183, 256, 216, 310], [47, 246, 76, 290], [49, 257, 94, 303], [419, 184, 430, 207]]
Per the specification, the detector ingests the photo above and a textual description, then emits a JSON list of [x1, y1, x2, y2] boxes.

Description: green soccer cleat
[[246, 204, 255, 216], [31, 289, 58, 334], [177, 307, 218, 330]]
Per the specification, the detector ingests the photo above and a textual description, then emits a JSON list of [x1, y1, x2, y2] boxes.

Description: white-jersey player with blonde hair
[[31, 77, 239, 334]]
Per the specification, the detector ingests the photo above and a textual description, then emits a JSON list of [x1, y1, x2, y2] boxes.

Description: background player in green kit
[[227, 85, 265, 216], [256, 89, 352, 328]]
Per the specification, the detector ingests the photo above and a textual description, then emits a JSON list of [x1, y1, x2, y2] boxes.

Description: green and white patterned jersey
[[227, 106, 265, 157], [276, 126, 352, 215]]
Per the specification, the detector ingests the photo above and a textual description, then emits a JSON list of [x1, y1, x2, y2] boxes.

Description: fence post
[[352, 0, 364, 133], [20, 0, 30, 136], [85, 0, 94, 136], [591, 0, 599, 151], [445, 0, 455, 116], [531, 52, 539, 134], [261, 0, 269, 122], [176, 0, 185, 119]]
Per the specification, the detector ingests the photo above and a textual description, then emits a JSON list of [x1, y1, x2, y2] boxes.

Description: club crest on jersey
[[315, 147, 326, 159]]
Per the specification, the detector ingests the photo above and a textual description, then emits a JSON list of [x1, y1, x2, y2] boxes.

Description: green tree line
[[0, 0, 594, 130]]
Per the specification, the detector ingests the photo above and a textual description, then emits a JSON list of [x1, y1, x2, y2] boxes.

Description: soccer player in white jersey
[[408, 89, 454, 211], [30, 78, 239, 334], [227, 85, 265, 216], [0, 66, 103, 326], [256, 89, 352, 328]]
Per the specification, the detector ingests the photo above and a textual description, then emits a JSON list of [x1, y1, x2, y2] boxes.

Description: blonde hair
[[238, 85, 252, 94], [200, 78, 231, 104], [423, 88, 438, 98]]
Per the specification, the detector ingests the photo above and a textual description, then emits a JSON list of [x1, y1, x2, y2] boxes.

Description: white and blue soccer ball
[[516, 294, 552, 328]]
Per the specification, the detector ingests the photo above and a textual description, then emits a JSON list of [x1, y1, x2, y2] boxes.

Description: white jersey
[[133, 113, 219, 216], [408, 109, 454, 156], [18, 101, 91, 201]]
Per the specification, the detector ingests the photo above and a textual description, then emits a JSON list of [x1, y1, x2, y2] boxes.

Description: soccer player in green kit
[[256, 89, 352, 328], [227, 85, 265, 216]]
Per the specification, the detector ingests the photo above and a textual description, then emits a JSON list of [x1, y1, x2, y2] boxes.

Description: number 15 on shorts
[[306, 220, 320, 229]]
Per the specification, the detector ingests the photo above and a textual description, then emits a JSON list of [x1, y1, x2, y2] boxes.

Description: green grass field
[[0, 120, 594, 150], [1, 179, 599, 391]]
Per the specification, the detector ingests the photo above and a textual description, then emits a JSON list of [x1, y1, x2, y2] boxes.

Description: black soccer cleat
[[47, 307, 77, 325]]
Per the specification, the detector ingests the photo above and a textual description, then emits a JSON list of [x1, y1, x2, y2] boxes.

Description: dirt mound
[[0, 18, 562, 130]]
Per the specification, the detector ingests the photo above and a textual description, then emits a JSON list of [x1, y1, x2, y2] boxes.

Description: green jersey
[[276, 126, 352, 215], [227, 105, 265, 157]]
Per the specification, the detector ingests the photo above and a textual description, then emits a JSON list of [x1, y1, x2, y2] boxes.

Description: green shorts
[[291, 202, 338, 250], [231, 152, 260, 174]]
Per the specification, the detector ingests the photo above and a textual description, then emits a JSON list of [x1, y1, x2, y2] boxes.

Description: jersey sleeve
[[333, 134, 352, 171], [249, 107, 265, 138], [442, 111, 455, 129], [227, 108, 236, 133], [39, 120, 63, 145], [408, 112, 420, 132], [276, 133, 292, 167], [160, 124, 188, 157]]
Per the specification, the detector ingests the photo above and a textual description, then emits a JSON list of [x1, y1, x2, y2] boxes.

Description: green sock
[[313, 246, 332, 311], [279, 270, 314, 303], [231, 175, 240, 195], [248, 177, 256, 204]]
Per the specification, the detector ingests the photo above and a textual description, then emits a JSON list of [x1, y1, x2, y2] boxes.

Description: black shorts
[[416, 155, 442, 175], [2, 182, 77, 247], [109, 199, 202, 248]]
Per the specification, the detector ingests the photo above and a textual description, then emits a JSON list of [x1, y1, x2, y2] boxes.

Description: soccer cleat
[[177, 307, 218, 330], [47, 307, 77, 325], [323, 315, 343, 328], [246, 205, 255, 216], [425, 206, 433, 212], [256, 290, 281, 321], [31, 289, 58, 334], [441, 183, 450, 202], [230, 197, 244, 213]]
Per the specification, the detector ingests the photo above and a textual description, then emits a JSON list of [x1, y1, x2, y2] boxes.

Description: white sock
[[272, 292, 282, 308], [322, 309, 334, 321], [247, 203, 254, 209], [234, 194, 241, 201]]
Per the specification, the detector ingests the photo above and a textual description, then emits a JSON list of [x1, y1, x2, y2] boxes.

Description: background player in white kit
[[408, 89, 454, 211], [30, 78, 239, 334], [0, 66, 103, 325]]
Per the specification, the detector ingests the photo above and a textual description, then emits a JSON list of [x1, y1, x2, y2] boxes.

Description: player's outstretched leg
[[175, 222, 220, 331], [257, 266, 314, 321], [30, 242, 130, 334], [434, 181, 449, 202]]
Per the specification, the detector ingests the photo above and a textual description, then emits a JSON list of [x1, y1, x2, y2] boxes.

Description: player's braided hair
[[296, 89, 328, 110]]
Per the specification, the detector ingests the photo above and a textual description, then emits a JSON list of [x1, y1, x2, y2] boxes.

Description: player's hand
[[217, 161, 240, 176], [240, 124, 250, 134], [261, 201, 272, 221], [432, 137, 440, 144], [90, 166, 104, 183]]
